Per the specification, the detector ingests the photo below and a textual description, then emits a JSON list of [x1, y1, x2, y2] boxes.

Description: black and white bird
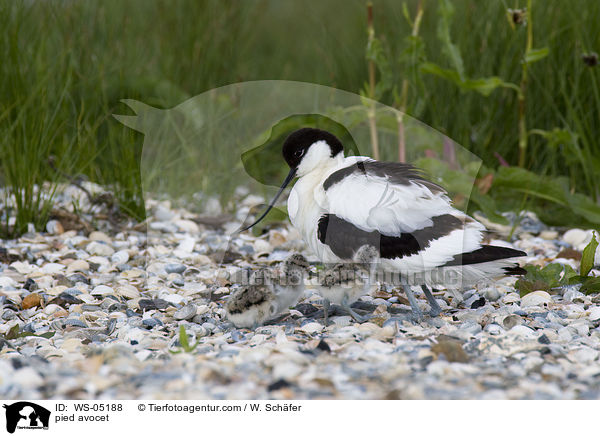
[[242, 128, 526, 320], [318, 244, 379, 324], [226, 254, 309, 328]]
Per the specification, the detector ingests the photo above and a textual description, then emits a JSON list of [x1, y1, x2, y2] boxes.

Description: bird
[[317, 244, 379, 325], [241, 127, 527, 321], [226, 253, 309, 328]]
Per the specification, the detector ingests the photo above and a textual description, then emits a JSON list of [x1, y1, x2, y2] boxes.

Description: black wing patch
[[323, 160, 444, 193], [317, 213, 463, 260], [442, 246, 527, 267]]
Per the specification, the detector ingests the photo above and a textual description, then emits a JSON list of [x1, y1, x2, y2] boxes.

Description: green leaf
[[402, 2, 413, 26], [493, 167, 600, 226], [581, 232, 599, 276], [515, 278, 550, 296], [469, 190, 510, 225], [17, 331, 55, 339], [581, 277, 600, 294], [420, 62, 461, 84], [568, 274, 588, 285], [461, 77, 521, 97], [250, 206, 288, 237], [4, 325, 20, 340], [420, 63, 519, 97], [366, 36, 393, 96], [516, 263, 578, 296], [436, 0, 464, 78], [178, 325, 190, 350], [524, 47, 549, 65]]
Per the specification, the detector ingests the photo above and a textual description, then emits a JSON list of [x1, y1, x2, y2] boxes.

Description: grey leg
[[341, 296, 371, 323], [402, 285, 423, 321], [323, 298, 330, 326], [421, 285, 442, 317]]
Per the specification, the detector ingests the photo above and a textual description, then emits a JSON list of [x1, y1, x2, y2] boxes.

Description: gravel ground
[[1, 185, 600, 399]]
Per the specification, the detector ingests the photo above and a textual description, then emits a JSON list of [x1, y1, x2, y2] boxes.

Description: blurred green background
[[1, 0, 599, 236]]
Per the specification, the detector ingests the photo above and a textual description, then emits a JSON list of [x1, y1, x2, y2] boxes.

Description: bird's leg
[[322, 298, 331, 326], [402, 285, 423, 322], [341, 295, 371, 323], [421, 285, 442, 317]]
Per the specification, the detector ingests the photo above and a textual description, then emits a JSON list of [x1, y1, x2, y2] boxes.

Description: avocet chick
[[317, 244, 379, 324], [226, 253, 309, 328]]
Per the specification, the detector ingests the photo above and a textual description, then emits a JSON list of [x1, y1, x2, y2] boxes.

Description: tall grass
[[0, 0, 598, 235]]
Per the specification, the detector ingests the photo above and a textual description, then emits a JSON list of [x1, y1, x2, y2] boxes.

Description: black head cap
[[282, 128, 344, 169]]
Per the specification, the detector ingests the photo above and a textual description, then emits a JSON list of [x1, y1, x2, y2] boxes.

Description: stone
[[21, 293, 43, 309], [521, 291, 552, 307], [431, 337, 469, 363], [89, 231, 112, 244], [173, 304, 197, 321], [91, 285, 114, 296], [111, 250, 129, 264], [46, 219, 64, 235], [562, 228, 591, 248], [589, 306, 600, 321], [86, 241, 114, 256], [165, 263, 186, 274]]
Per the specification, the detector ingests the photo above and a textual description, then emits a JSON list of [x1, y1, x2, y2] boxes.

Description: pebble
[[173, 304, 197, 320], [589, 307, 600, 321], [21, 293, 42, 309], [521, 291, 552, 307], [66, 259, 90, 273], [91, 285, 114, 296], [165, 263, 186, 274], [2, 193, 599, 400], [142, 318, 164, 329], [86, 241, 114, 256], [116, 284, 140, 299], [300, 322, 324, 335], [111, 250, 130, 264], [46, 219, 64, 235], [562, 228, 592, 249], [89, 231, 112, 244], [64, 318, 88, 328]]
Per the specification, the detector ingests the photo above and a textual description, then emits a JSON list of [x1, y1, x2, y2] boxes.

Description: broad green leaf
[[515, 278, 550, 296], [468, 190, 509, 225], [420, 63, 519, 97], [493, 167, 569, 205], [251, 206, 288, 237], [17, 331, 55, 339], [581, 232, 599, 276], [4, 325, 20, 340], [567, 193, 600, 226], [569, 275, 588, 285], [241, 114, 359, 187], [493, 167, 600, 226], [461, 77, 521, 97], [524, 47, 549, 65], [582, 277, 600, 294], [517, 263, 578, 296]]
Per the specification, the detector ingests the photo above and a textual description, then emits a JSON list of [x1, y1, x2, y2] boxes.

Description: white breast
[[287, 161, 348, 262]]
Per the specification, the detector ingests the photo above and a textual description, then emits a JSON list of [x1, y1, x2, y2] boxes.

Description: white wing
[[315, 161, 485, 267]]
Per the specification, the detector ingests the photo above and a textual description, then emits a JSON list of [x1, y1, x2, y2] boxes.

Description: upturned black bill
[[238, 168, 297, 232]]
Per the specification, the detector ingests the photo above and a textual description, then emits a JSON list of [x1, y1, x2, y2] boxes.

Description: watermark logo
[[3, 402, 50, 434]]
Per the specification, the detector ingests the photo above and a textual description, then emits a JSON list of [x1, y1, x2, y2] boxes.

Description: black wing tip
[[443, 245, 528, 267], [504, 265, 527, 276]]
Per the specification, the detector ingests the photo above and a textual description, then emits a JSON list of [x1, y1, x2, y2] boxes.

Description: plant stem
[[518, 0, 533, 167], [397, 0, 424, 163], [367, 1, 379, 160]]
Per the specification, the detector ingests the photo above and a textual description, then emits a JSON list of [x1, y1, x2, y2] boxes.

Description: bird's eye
[[294, 149, 304, 158]]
